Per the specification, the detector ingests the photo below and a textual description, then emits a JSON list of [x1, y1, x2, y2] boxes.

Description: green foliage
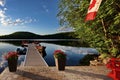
[[54, 53, 66, 59], [58, 0, 120, 58], [99, 53, 110, 59]]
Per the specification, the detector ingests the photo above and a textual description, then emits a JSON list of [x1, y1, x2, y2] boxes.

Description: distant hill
[[0, 32, 41, 39], [42, 32, 78, 39], [0, 31, 77, 39]]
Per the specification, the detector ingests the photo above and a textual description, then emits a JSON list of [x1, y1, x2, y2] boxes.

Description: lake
[[0, 40, 98, 72]]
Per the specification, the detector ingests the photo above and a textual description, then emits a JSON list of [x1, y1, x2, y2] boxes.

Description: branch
[[101, 19, 107, 38]]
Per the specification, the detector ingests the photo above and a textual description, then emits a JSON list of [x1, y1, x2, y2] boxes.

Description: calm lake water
[[0, 40, 98, 73]]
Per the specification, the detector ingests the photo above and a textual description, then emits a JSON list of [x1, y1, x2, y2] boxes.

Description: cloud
[[3, 8, 7, 10], [55, 45, 98, 55], [0, 17, 36, 26], [45, 9, 49, 12], [0, 0, 36, 26], [0, 16, 36, 27], [0, 9, 6, 18], [42, 5, 49, 12], [57, 26, 75, 32], [0, 9, 7, 25], [0, 9, 36, 26], [0, 0, 5, 6], [0, 9, 35, 26]]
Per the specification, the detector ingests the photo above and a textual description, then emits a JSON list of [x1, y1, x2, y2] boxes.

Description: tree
[[57, 0, 120, 58]]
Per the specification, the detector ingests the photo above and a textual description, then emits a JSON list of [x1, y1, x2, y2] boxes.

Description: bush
[[79, 54, 99, 66]]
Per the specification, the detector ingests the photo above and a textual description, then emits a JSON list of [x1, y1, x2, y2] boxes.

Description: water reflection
[[0, 42, 25, 73], [41, 46, 47, 58], [17, 47, 27, 55], [0, 41, 98, 73], [40, 43, 98, 66], [0, 39, 89, 47]]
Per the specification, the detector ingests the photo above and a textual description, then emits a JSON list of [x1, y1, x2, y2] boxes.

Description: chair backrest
[[106, 58, 120, 70], [106, 58, 116, 69], [114, 59, 120, 71]]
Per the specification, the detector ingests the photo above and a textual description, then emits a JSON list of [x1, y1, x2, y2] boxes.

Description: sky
[[0, 0, 72, 35]]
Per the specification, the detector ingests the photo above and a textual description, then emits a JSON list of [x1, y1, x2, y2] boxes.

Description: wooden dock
[[24, 43, 48, 66], [0, 66, 111, 80]]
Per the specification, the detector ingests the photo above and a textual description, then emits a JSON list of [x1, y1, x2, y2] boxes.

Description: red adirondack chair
[[106, 58, 120, 80]]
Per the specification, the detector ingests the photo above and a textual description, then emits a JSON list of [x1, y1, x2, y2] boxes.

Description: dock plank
[[24, 43, 48, 66], [0, 66, 112, 80]]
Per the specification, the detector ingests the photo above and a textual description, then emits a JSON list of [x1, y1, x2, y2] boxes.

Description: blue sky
[[0, 0, 69, 35]]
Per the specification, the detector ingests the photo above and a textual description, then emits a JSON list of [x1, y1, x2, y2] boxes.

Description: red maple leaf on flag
[[85, 0, 102, 21], [89, 0, 96, 10]]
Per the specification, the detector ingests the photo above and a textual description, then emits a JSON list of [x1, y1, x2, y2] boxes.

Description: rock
[[90, 60, 104, 66], [102, 57, 111, 64]]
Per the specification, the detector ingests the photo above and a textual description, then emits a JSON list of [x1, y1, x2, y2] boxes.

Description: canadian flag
[[85, 0, 102, 21]]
